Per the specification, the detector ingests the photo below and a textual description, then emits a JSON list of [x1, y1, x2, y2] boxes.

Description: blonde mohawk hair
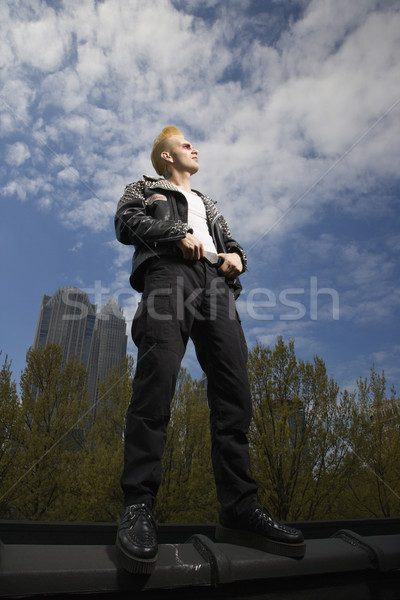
[[151, 125, 183, 176]]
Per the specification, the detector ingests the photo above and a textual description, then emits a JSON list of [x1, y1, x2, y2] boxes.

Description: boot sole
[[215, 524, 306, 559], [115, 536, 158, 574]]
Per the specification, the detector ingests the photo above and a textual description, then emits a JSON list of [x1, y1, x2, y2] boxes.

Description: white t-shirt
[[177, 188, 217, 254]]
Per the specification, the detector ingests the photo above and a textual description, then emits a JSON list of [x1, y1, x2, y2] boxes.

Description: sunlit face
[[162, 136, 199, 175]]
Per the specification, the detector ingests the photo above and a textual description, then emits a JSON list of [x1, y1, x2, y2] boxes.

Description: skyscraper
[[88, 297, 128, 405], [33, 287, 97, 368], [33, 287, 127, 407]]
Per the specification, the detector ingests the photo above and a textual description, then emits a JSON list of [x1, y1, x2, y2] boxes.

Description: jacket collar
[[143, 175, 217, 204]]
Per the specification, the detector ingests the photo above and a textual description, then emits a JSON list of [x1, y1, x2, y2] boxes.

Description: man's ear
[[161, 151, 173, 163]]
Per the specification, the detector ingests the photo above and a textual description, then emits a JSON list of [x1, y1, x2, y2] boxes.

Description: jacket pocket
[[145, 194, 172, 221], [145, 193, 168, 206]]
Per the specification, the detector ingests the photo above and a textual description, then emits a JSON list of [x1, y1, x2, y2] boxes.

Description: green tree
[[248, 338, 356, 521], [0, 353, 24, 518], [13, 344, 89, 520], [345, 368, 400, 517], [75, 358, 133, 521], [3, 340, 398, 524], [156, 370, 218, 523]]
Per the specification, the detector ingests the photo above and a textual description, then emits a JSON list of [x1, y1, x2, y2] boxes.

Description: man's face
[[163, 136, 199, 175]]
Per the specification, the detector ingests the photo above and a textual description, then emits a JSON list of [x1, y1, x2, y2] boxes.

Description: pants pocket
[[131, 288, 173, 346]]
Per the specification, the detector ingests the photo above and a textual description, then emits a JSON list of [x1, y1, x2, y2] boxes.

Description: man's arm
[[175, 232, 205, 260], [215, 211, 247, 275], [115, 181, 191, 246], [217, 251, 243, 278]]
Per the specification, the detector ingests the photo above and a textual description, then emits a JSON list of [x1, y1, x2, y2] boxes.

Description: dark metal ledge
[[1, 517, 400, 545], [0, 520, 399, 599]]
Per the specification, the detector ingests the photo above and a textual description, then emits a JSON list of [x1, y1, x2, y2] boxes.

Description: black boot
[[216, 505, 306, 559], [116, 504, 158, 573]]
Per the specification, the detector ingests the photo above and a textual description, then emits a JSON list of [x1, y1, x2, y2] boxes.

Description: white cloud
[[245, 319, 324, 360], [340, 243, 395, 286], [11, 8, 70, 73], [57, 166, 80, 185], [0, 78, 36, 129], [288, 11, 400, 158], [108, 240, 133, 269], [39, 68, 86, 113], [60, 114, 90, 137], [2, 0, 398, 241], [280, 231, 399, 325], [344, 291, 400, 324], [5, 142, 30, 166], [1, 0, 399, 394], [2, 180, 27, 202], [372, 345, 400, 382], [69, 241, 83, 252], [61, 197, 115, 232], [37, 196, 52, 211], [2, 175, 53, 202]]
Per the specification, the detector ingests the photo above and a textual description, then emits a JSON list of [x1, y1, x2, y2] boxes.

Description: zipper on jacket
[[209, 212, 225, 253], [171, 194, 179, 221]]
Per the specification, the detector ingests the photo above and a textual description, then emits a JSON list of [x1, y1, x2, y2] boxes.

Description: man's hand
[[217, 252, 243, 278], [176, 233, 204, 260]]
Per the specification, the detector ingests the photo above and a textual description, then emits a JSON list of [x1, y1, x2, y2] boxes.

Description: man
[[114, 126, 305, 574]]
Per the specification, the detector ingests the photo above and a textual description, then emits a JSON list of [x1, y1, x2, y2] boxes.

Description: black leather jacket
[[115, 176, 247, 297]]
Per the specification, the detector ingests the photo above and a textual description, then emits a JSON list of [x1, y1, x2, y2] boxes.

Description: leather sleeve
[[218, 214, 248, 272], [115, 180, 191, 246]]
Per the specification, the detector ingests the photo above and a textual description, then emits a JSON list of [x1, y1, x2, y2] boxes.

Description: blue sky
[[1, 0, 399, 394]]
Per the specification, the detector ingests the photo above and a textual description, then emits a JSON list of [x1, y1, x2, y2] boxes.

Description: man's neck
[[166, 171, 192, 192]]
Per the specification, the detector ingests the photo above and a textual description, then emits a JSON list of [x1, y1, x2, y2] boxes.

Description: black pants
[[121, 257, 258, 517]]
